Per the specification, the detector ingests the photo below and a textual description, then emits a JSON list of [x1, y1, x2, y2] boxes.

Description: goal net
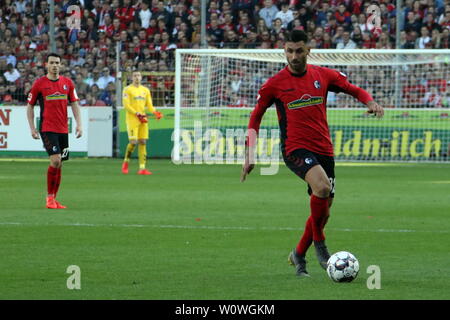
[[174, 49, 450, 163]]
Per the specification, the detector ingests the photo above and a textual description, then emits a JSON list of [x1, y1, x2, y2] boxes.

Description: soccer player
[[241, 30, 384, 277], [121, 70, 163, 175], [26, 53, 83, 209]]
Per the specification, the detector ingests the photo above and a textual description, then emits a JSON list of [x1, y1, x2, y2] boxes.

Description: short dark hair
[[284, 29, 308, 43], [46, 53, 61, 62]]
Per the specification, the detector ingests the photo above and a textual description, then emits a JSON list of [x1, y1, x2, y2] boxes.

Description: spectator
[[3, 63, 20, 83], [335, 4, 351, 26], [99, 82, 116, 106], [236, 14, 254, 35], [138, 1, 152, 29], [423, 12, 442, 33], [416, 26, 431, 48], [441, 28, 450, 48], [404, 10, 422, 33], [259, 0, 279, 29], [223, 30, 240, 48], [430, 28, 442, 48], [0, 47, 16, 67], [336, 31, 357, 49], [207, 19, 224, 47], [153, 0, 172, 26], [315, 2, 330, 27], [359, 13, 375, 33], [275, 3, 294, 29], [332, 25, 345, 48], [271, 18, 284, 35], [32, 14, 49, 37], [351, 26, 363, 47]]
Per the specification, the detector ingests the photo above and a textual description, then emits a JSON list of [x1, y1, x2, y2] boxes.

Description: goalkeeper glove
[[153, 111, 163, 120], [136, 113, 148, 123]]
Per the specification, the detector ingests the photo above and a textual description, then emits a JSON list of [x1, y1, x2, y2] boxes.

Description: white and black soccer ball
[[326, 251, 359, 283]]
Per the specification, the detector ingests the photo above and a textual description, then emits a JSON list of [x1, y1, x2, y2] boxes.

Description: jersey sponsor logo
[[314, 80, 321, 89], [46, 92, 68, 101], [134, 96, 146, 100], [287, 94, 324, 109]]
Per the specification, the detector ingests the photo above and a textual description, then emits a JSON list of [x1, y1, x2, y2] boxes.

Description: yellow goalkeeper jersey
[[122, 84, 156, 125]]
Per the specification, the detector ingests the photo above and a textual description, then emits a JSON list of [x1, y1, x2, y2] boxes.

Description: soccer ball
[[326, 251, 360, 282]]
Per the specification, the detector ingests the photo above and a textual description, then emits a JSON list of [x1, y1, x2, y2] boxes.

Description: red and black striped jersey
[[248, 64, 373, 157], [27, 76, 79, 134]]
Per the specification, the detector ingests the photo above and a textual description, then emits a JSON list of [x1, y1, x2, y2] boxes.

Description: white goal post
[[174, 49, 450, 163]]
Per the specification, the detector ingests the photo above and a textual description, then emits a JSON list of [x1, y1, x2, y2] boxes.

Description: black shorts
[[40, 132, 70, 161], [283, 148, 335, 198]]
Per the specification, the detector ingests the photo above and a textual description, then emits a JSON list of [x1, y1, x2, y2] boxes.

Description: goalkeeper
[[121, 70, 163, 175]]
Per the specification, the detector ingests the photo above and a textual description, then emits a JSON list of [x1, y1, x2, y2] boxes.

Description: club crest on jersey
[[314, 80, 321, 89], [287, 94, 324, 110], [63, 84, 68, 90]]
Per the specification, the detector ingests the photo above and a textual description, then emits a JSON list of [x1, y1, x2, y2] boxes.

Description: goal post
[[174, 49, 450, 163]]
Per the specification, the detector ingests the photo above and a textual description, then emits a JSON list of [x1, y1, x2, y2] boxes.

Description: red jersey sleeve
[[68, 79, 79, 103], [247, 80, 275, 147], [27, 78, 41, 105], [327, 68, 373, 105]]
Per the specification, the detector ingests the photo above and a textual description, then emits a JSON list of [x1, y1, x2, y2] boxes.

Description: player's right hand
[[31, 129, 40, 139], [240, 144, 255, 182], [136, 113, 148, 123], [240, 161, 254, 182]]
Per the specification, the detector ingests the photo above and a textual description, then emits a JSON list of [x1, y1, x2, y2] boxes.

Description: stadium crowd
[[0, 0, 449, 107]]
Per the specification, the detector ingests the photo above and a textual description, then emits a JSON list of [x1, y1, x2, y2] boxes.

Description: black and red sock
[[310, 194, 330, 242], [47, 166, 58, 196]]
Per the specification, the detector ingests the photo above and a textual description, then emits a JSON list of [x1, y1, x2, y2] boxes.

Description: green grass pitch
[[0, 158, 449, 300]]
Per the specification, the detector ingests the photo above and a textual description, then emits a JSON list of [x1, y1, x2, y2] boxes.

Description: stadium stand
[[0, 0, 449, 107]]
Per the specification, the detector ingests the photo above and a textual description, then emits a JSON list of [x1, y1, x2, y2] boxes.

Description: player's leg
[[52, 134, 69, 209], [123, 125, 139, 174], [305, 157, 335, 270], [284, 149, 332, 272], [283, 149, 321, 276], [137, 123, 152, 175], [41, 132, 63, 209]]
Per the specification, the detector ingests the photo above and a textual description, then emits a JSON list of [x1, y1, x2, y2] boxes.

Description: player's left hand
[[366, 101, 384, 118], [76, 126, 83, 138], [153, 111, 163, 120]]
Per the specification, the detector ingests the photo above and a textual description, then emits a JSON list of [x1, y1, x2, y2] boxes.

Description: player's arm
[[241, 83, 274, 182], [145, 88, 163, 120], [122, 87, 138, 116], [69, 82, 82, 138], [26, 82, 40, 139], [26, 103, 39, 139], [70, 101, 83, 138], [328, 70, 384, 118]]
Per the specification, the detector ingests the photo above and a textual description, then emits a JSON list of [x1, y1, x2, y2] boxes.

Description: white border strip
[[0, 222, 447, 234]]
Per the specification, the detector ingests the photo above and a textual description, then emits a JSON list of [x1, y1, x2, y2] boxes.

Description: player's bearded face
[[285, 41, 309, 74]]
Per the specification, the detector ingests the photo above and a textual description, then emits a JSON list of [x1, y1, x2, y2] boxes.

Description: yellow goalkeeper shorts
[[127, 122, 149, 140]]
